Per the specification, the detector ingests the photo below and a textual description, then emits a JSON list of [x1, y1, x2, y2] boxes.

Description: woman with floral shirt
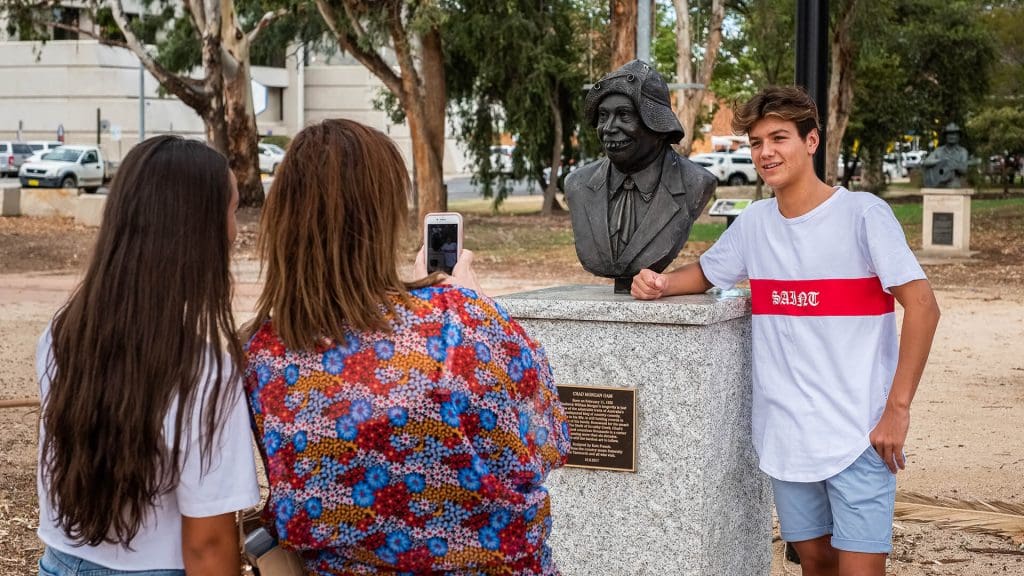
[[245, 119, 571, 575]]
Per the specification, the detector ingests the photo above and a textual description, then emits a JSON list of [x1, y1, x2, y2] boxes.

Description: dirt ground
[[1, 205, 1022, 575]]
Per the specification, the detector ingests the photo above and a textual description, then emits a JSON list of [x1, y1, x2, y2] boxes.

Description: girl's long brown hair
[[255, 119, 433, 350], [42, 135, 241, 546]]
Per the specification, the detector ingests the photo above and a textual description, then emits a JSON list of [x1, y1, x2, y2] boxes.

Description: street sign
[[100, 119, 111, 132], [111, 125, 122, 141]]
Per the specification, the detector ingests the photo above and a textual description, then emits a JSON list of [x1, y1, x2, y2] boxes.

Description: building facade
[[0, 38, 468, 173]]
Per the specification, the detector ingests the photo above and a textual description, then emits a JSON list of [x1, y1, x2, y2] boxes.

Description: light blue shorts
[[771, 446, 897, 554], [39, 547, 185, 576]]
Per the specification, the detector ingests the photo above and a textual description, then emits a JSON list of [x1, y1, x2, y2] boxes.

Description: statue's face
[[945, 131, 960, 145], [596, 94, 664, 173]]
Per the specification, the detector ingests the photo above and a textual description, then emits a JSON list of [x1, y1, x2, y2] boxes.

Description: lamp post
[[796, 0, 829, 180]]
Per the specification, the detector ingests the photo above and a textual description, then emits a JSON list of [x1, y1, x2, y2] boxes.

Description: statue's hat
[[584, 60, 685, 144], [943, 122, 961, 134]]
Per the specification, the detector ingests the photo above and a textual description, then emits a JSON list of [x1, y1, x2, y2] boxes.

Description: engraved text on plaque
[[557, 385, 637, 472]]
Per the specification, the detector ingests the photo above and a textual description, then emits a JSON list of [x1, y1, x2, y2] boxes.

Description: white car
[[489, 145, 515, 175], [690, 152, 759, 186], [19, 145, 106, 192], [258, 143, 285, 175], [26, 141, 64, 163]]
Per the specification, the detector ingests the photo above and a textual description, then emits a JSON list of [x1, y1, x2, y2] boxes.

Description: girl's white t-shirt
[[36, 327, 261, 570], [700, 187, 926, 482]]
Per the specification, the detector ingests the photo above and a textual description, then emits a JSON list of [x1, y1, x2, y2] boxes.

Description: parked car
[[0, 141, 34, 177], [838, 154, 902, 183], [690, 152, 758, 186], [489, 145, 515, 175], [902, 150, 927, 171], [26, 141, 64, 163], [258, 142, 285, 175], [19, 145, 106, 192]]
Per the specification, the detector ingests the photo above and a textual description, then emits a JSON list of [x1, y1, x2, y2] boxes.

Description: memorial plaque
[[932, 212, 954, 246], [557, 384, 637, 472]]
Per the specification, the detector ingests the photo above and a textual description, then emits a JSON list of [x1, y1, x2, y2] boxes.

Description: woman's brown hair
[[255, 119, 431, 350], [42, 135, 241, 546]]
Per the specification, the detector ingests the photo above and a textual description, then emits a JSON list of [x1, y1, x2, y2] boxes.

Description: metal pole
[[796, 0, 829, 180], [139, 64, 146, 141], [139, 7, 146, 142], [637, 0, 652, 63], [96, 108, 101, 146]]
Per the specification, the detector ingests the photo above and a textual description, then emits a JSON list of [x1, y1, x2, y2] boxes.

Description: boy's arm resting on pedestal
[[631, 261, 714, 300], [870, 278, 941, 474]]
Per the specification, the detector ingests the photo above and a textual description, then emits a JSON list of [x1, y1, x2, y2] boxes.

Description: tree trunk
[[672, 0, 724, 157], [610, 0, 636, 68], [402, 28, 446, 229], [861, 147, 884, 194], [220, 2, 263, 206], [825, 0, 859, 185], [542, 90, 565, 215]]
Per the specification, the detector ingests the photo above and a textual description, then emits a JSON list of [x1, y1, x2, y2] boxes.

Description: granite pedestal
[[497, 285, 771, 576], [920, 187, 974, 257]]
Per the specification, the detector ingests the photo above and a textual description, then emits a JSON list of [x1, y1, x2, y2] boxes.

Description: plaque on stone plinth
[[932, 212, 954, 246], [557, 384, 636, 472]]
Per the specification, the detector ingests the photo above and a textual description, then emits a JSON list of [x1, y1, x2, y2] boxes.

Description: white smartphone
[[424, 212, 463, 275]]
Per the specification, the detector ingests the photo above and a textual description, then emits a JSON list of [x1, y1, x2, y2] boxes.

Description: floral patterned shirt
[[244, 285, 571, 575]]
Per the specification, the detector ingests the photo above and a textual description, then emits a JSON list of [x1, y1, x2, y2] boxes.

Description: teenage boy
[[632, 86, 940, 576]]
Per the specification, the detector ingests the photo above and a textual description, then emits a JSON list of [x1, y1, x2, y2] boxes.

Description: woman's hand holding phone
[[414, 246, 485, 296]]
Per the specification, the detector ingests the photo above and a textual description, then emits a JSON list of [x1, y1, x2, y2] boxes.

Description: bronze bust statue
[[922, 123, 969, 188], [564, 60, 716, 293]]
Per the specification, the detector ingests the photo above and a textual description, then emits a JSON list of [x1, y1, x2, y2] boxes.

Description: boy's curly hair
[[732, 86, 820, 139]]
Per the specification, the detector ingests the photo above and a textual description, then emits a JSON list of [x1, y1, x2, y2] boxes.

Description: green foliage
[[841, 0, 996, 193], [444, 0, 588, 206], [968, 107, 1024, 156], [711, 0, 795, 104], [983, 3, 1024, 104], [244, 0, 327, 68], [260, 134, 292, 148]]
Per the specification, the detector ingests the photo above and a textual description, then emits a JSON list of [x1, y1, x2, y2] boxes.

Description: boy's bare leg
[[791, 535, 839, 576], [837, 551, 886, 576]]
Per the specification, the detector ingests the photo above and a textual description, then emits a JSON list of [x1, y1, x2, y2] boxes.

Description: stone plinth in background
[[496, 285, 771, 576], [921, 188, 974, 257]]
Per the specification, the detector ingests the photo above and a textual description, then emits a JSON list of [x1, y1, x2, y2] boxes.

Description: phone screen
[[426, 223, 460, 274]]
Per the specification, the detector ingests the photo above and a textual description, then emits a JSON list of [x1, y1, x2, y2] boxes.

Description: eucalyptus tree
[[0, 0, 294, 205], [444, 0, 587, 214], [313, 0, 447, 223]]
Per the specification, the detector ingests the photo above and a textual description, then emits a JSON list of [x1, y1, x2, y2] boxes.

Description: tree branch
[[246, 7, 289, 45], [187, 0, 206, 35], [340, 0, 369, 43], [107, 0, 211, 113], [314, 0, 403, 98], [44, 20, 129, 49]]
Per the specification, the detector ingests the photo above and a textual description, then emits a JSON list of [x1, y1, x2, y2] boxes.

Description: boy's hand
[[631, 269, 667, 300], [869, 404, 909, 474]]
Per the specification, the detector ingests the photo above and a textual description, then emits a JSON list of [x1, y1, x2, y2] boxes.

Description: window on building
[[52, 6, 80, 40]]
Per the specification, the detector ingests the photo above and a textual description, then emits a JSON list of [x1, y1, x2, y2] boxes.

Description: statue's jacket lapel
[[614, 153, 687, 269]]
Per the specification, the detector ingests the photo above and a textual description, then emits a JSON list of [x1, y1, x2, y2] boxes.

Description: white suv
[[690, 152, 759, 186]]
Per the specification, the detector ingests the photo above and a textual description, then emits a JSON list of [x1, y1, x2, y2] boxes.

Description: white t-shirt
[[36, 327, 261, 570], [700, 187, 926, 482]]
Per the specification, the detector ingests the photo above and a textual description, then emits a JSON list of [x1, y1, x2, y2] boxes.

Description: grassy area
[[890, 197, 1024, 226], [447, 194, 1024, 271]]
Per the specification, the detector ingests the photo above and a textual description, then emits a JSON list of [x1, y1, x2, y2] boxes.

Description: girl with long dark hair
[[36, 136, 260, 575]]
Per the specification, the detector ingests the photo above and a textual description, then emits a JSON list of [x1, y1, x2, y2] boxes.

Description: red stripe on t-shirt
[[749, 277, 895, 316]]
